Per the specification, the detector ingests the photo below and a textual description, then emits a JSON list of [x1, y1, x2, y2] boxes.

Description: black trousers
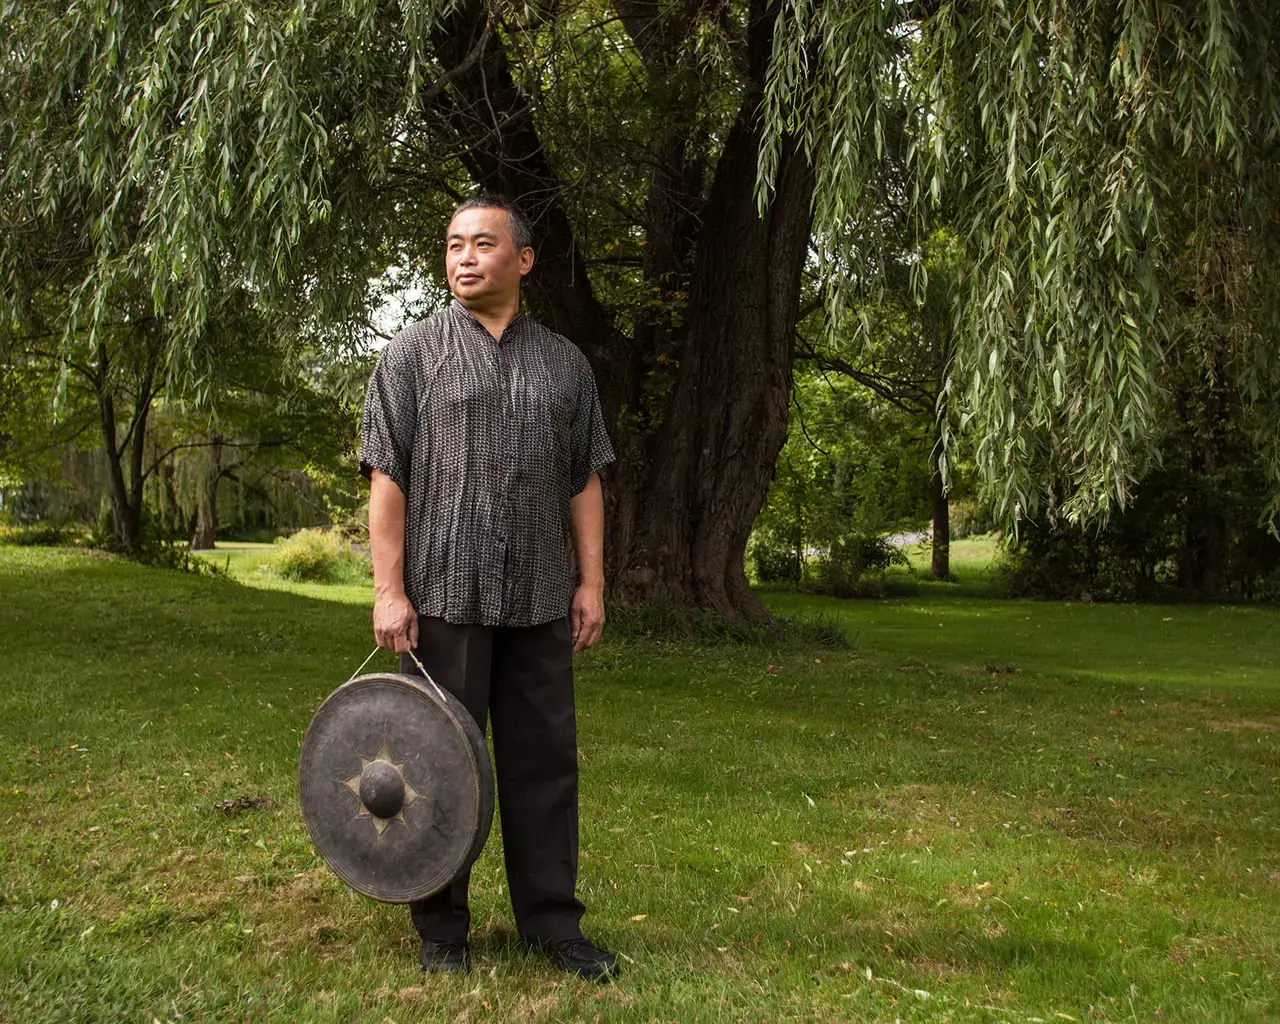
[[401, 615, 585, 944]]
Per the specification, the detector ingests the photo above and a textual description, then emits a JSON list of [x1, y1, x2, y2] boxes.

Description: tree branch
[[142, 438, 292, 485], [420, 24, 492, 105], [794, 332, 928, 413]]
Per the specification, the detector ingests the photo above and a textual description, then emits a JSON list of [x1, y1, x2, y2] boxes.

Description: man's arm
[[369, 469, 419, 653], [568, 471, 606, 653]]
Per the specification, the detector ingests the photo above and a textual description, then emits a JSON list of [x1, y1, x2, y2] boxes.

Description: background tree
[[750, 363, 926, 592], [760, 0, 1280, 530], [796, 230, 962, 579], [0, 299, 169, 554]]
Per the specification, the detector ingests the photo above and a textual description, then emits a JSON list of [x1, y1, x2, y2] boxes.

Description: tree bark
[[606, 0, 815, 621], [930, 456, 950, 580], [189, 433, 224, 550], [91, 329, 161, 557], [93, 341, 139, 555], [190, 491, 217, 550], [1179, 360, 1230, 598]]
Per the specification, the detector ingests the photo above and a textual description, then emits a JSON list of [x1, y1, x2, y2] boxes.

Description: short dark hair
[[450, 192, 533, 252]]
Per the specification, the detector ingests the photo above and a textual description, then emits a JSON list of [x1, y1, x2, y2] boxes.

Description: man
[[358, 193, 618, 981]]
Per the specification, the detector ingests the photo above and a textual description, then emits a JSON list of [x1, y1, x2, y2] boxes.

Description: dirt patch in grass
[[253, 870, 360, 929], [947, 882, 984, 908], [1205, 716, 1280, 733], [1166, 933, 1275, 969], [907, 953, 974, 978], [510, 992, 563, 1020], [955, 664, 1019, 676], [982, 919, 1007, 940]]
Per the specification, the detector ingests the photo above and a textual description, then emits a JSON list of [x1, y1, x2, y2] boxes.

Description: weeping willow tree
[[1, 0, 412, 553], [3, 0, 1277, 608], [759, 0, 1280, 531]]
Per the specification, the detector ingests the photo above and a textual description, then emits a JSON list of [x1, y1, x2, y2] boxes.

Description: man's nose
[[459, 246, 478, 265]]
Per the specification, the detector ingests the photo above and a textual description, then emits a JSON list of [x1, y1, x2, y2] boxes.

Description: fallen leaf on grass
[[215, 795, 267, 813], [630, 914, 648, 921]]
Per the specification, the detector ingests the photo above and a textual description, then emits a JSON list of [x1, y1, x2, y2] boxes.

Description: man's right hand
[[373, 589, 419, 653]]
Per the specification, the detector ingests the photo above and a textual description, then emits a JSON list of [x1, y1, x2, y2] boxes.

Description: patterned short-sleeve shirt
[[359, 299, 616, 627]]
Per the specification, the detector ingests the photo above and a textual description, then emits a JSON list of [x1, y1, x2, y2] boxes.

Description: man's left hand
[[570, 583, 605, 653]]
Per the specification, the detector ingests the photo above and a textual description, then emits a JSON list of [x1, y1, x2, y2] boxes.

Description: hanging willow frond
[[758, 0, 1280, 527], [0, 0, 448, 396]]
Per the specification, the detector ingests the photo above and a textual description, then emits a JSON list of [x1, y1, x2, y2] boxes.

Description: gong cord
[[347, 645, 449, 706]]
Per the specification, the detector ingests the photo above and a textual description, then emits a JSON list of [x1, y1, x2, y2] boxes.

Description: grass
[[2, 544, 1278, 1022]]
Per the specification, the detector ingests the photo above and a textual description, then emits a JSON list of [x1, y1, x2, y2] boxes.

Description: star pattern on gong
[[343, 740, 420, 837]]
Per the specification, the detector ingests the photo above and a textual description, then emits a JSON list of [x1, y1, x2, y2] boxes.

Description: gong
[[298, 671, 494, 903]]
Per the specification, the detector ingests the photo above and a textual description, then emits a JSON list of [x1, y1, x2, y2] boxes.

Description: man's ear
[[519, 246, 536, 277]]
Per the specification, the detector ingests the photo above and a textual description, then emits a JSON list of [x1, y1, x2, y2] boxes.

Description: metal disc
[[298, 672, 494, 903]]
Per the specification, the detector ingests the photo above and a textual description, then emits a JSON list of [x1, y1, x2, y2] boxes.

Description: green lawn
[[2, 545, 1278, 1022]]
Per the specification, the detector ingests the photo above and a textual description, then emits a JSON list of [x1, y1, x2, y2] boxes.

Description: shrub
[[1006, 521, 1164, 602], [749, 537, 804, 584], [950, 500, 998, 540], [266, 528, 371, 584], [216, 526, 280, 545], [0, 522, 83, 547], [1256, 568, 1280, 605], [809, 535, 908, 598]]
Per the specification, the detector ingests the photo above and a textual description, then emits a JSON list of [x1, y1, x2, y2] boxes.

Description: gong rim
[[298, 671, 494, 903]]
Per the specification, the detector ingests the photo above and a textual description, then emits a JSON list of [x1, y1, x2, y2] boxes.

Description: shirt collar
[[450, 298, 525, 335]]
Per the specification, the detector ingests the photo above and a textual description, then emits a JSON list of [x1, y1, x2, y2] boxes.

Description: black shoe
[[527, 936, 620, 982], [419, 938, 469, 973]]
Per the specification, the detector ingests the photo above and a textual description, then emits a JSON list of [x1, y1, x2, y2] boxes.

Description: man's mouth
[[457, 274, 482, 284]]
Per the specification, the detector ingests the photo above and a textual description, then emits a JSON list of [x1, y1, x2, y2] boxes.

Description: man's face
[[445, 207, 534, 308]]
